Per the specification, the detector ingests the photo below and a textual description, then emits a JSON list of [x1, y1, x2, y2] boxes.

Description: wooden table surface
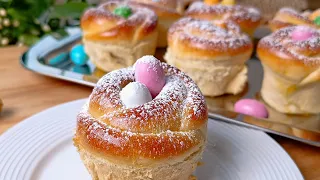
[[0, 47, 319, 179]]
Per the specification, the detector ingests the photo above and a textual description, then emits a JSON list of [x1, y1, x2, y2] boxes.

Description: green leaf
[[8, 0, 31, 11], [0, 0, 90, 46], [8, 0, 53, 18], [7, 8, 28, 22], [0, 0, 12, 8], [26, 0, 53, 17], [48, 18, 60, 30], [51, 29, 69, 40], [19, 34, 40, 46], [49, 2, 89, 19]]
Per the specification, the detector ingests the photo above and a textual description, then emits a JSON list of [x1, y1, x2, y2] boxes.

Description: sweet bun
[[165, 17, 253, 97], [257, 26, 320, 114], [74, 56, 208, 180], [81, 0, 158, 72]]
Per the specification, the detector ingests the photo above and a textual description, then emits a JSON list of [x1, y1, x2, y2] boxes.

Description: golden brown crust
[[81, 0, 158, 41], [185, 2, 262, 36], [75, 61, 208, 160], [309, 9, 320, 21], [75, 111, 204, 160], [258, 27, 320, 114], [167, 17, 253, 59], [269, 8, 317, 32], [257, 26, 320, 79]]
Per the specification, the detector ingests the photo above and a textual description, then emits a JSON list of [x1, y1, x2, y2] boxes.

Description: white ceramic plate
[[0, 99, 303, 180]]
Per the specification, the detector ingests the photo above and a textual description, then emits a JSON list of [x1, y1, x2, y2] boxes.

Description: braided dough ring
[[74, 60, 208, 180], [165, 17, 253, 97], [257, 26, 320, 114], [81, 0, 158, 72]]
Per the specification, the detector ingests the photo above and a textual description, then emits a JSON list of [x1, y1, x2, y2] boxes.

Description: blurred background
[[0, 0, 97, 47], [0, 0, 319, 47]]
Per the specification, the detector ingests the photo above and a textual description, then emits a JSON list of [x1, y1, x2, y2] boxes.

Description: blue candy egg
[[70, 44, 88, 66]]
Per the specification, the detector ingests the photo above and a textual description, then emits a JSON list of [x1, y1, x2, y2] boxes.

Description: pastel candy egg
[[291, 27, 314, 41], [314, 16, 320, 26], [113, 6, 132, 19], [135, 56, 166, 98], [70, 44, 88, 66], [234, 99, 269, 118], [120, 82, 152, 108]]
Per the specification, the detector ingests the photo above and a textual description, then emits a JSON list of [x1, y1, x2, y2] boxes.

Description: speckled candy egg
[[134, 56, 166, 98], [291, 27, 314, 41]]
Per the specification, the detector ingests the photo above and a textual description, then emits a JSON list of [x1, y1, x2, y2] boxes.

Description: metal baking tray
[[21, 28, 320, 147]]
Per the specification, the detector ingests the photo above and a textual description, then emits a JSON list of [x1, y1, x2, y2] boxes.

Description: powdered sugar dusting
[[136, 55, 159, 65], [86, 58, 207, 134], [169, 17, 252, 50], [279, 7, 299, 14], [134, 55, 162, 72], [259, 26, 320, 66], [186, 2, 262, 22], [90, 68, 135, 109]]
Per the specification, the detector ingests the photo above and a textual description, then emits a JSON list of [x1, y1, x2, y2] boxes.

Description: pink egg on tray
[[234, 99, 269, 118]]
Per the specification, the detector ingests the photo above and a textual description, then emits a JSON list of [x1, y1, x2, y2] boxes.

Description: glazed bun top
[[81, 0, 158, 41]]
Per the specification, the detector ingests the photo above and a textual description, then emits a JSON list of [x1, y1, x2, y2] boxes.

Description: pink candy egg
[[291, 27, 314, 41], [234, 99, 269, 118], [135, 56, 166, 98]]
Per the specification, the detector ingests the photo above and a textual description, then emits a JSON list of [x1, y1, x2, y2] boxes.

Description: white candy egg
[[120, 82, 152, 108]]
